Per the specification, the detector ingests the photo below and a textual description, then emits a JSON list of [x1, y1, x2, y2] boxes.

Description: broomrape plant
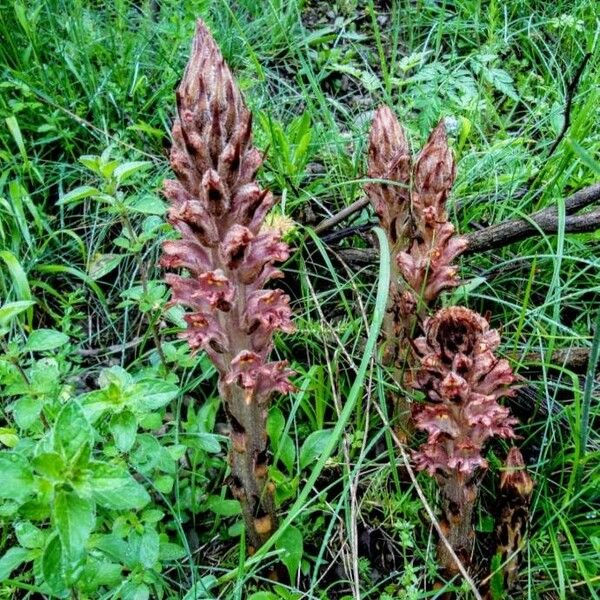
[[365, 107, 533, 589], [162, 21, 294, 550]]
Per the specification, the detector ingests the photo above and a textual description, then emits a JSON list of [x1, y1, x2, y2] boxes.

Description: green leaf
[[299, 429, 334, 469], [0, 546, 30, 581], [53, 490, 95, 570], [12, 396, 42, 429], [89, 462, 150, 510], [275, 525, 303, 582], [159, 542, 187, 561], [25, 328, 69, 352], [109, 410, 138, 452], [182, 576, 218, 600], [88, 253, 124, 280], [0, 428, 19, 448], [0, 300, 35, 329], [138, 528, 160, 569], [205, 496, 241, 517], [135, 379, 179, 411], [129, 195, 166, 215], [0, 452, 34, 503], [57, 185, 101, 206], [33, 452, 66, 481], [53, 402, 93, 462], [113, 161, 151, 184], [247, 593, 280, 600], [42, 534, 69, 596], [15, 521, 45, 549], [122, 581, 150, 600]]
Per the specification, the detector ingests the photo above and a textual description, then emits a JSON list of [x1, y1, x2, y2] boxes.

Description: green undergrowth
[[0, 0, 599, 598]]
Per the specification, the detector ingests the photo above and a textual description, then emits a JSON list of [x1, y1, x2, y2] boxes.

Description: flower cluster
[[366, 109, 468, 321], [412, 307, 518, 476], [162, 20, 294, 548]]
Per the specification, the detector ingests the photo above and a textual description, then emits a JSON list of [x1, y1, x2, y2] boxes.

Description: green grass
[[1, 0, 599, 598]]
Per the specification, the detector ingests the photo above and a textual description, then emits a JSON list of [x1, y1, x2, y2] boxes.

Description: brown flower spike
[[365, 108, 468, 426], [162, 21, 294, 549], [412, 307, 518, 577]]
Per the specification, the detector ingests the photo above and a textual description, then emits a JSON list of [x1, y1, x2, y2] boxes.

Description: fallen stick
[[464, 183, 600, 253]]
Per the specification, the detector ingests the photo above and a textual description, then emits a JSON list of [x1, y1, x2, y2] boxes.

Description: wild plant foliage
[[162, 21, 294, 549]]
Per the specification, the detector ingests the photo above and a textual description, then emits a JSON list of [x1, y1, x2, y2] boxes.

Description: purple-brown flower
[[162, 20, 294, 549], [411, 307, 519, 578], [412, 307, 518, 476]]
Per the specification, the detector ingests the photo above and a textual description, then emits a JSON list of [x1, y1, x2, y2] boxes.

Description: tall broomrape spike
[[162, 20, 294, 549], [365, 108, 468, 430], [412, 307, 519, 578]]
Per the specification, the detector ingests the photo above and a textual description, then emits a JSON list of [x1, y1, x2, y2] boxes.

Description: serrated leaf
[[25, 328, 69, 352]]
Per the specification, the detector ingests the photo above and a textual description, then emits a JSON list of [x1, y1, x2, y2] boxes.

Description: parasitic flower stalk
[[162, 20, 294, 549], [483, 447, 534, 598], [365, 107, 467, 430], [412, 307, 519, 578]]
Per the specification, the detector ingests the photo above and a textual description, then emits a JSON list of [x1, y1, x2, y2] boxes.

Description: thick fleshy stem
[[162, 21, 294, 549], [412, 307, 519, 580]]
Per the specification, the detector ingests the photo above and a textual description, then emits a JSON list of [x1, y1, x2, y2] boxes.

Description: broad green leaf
[[109, 410, 138, 452], [113, 161, 151, 184], [0, 546, 30, 581], [0, 452, 34, 503], [299, 429, 334, 469], [247, 593, 279, 600], [135, 380, 179, 411], [159, 542, 187, 561], [53, 402, 93, 462], [88, 253, 124, 280], [121, 581, 150, 600], [53, 491, 95, 570], [275, 525, 303, 582], [129, 195, 166, 215], [0, 428, 18, 448], [78, 559, 123, 593], [33, 452, 66, 481], [205, 496, 241, 517], [42, 534, 69, 596], [57, 185, 101, 206], [15, 521, 45, 549], [25, 328, 69, 352], [89, 462, 150, 510], [12, 396, 42, 430], [138, 528, 160, 569]]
